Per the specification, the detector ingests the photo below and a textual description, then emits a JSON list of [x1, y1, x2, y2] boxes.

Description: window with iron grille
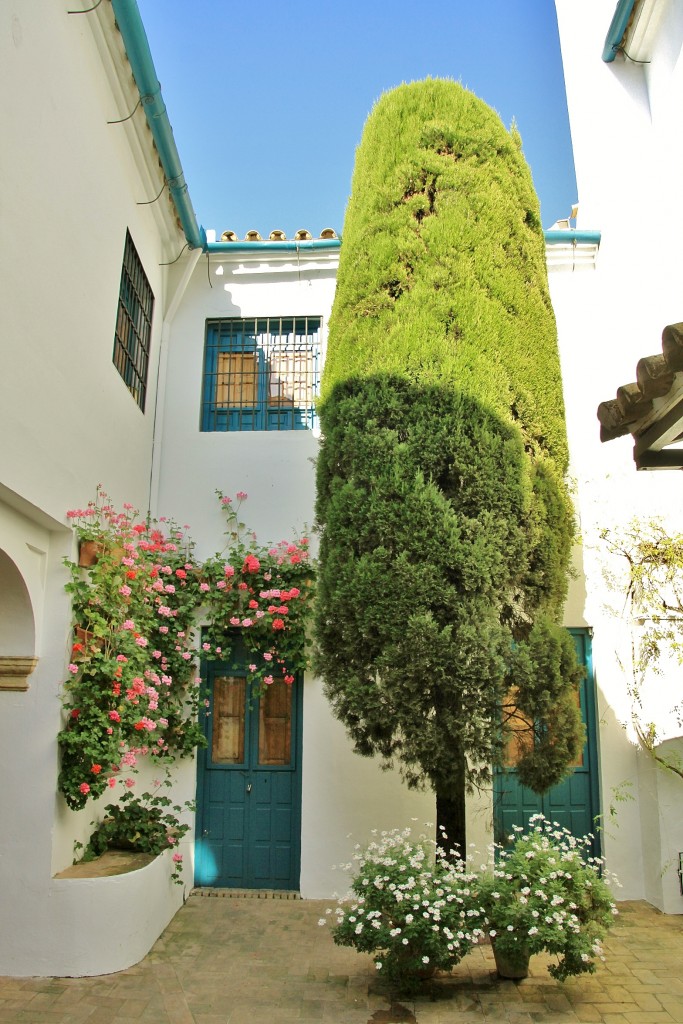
[[201, 317, 321, 431], [112, 230, 154, 411]]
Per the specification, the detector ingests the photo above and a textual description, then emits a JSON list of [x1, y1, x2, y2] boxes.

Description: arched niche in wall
[[0, 548, 38, 690]]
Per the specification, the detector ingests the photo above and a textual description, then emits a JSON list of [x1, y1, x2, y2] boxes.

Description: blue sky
[[137, 0, 577, 240]]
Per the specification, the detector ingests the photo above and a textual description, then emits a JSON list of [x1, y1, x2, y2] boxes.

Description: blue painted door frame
[[493, 628, 601, 856], [195, 652, 303, 889]]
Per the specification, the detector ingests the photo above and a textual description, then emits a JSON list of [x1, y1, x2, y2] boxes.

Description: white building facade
[[0, 0, 192, 976], [551, 0, 683, 914], [1, 0, 680, 981]]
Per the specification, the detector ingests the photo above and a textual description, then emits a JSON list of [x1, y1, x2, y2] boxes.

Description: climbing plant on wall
[[59, 489, 314, 813], [314, 79, 583, 850], [60, 491, 203, 810]]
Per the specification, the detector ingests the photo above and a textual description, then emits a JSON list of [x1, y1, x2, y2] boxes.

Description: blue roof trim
[[206, 239, 341, 254], [602, 0, 637, 62], [110, 0, 205, 249], [207, 234, 598, 254], [544, 229, 601, 246]]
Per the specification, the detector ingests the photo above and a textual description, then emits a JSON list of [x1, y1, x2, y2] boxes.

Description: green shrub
[[315, 80, 581, 847]]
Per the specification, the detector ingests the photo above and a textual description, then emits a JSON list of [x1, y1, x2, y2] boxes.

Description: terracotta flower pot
[[74, 626, 95, 645], [74, 625, 105, 647], [78, 540, 104, 567], [492, 940, 530, 979]]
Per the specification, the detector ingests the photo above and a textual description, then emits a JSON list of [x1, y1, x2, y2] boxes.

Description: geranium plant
[[477, 814, 618, 980], [74, 779, 192, 884], [199, 491, 314, 692], [59, 488, 204, 811], [59, 488, 316, 883], [322, 827, 486, 996]]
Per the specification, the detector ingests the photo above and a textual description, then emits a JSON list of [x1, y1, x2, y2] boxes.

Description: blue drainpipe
[[110, 1, 341, 255], [111, 1, 598, 259], [110, 0, 205, 250], [602, 0, 636, 62]]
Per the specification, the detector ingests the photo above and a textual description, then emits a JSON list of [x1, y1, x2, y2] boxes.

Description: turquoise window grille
[[112, 230, 154, 411], [201, 317, 321, 432]]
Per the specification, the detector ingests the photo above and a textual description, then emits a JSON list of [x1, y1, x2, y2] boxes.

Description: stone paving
[[0, 897, 681, 1024]]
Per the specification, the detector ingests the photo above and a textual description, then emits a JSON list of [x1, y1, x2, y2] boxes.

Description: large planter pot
[[492, 940, 530, 979]]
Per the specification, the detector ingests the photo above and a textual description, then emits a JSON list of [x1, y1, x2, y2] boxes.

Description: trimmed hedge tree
[[314, 80, 583, 851]]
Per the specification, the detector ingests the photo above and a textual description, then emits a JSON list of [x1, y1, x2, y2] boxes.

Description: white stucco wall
[[158, 249, 436, 897], [0, 1, 189, 975], [553, 0, 683, 912], [0, 0, 180, 521], [6, 0, 683, 982]]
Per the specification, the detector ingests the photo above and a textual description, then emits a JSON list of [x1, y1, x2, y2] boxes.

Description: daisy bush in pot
[[477, 814, 618, 980], [321, 827, 486, 996]]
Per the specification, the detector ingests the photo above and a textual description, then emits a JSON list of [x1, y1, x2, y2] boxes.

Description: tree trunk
[[435, 752, 467, 856]]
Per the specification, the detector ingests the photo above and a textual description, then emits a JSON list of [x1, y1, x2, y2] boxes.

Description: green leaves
[[507, 619, 585, 792]]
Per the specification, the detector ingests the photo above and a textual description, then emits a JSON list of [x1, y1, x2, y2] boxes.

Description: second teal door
[[493, 629, 601, 857]]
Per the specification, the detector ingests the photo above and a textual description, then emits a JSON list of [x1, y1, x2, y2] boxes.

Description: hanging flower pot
[[78, 540, 104, 567], [73, 625, 104, 652]]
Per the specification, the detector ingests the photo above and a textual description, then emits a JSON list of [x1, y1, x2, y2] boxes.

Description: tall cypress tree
[[315, 80, 583, 851]]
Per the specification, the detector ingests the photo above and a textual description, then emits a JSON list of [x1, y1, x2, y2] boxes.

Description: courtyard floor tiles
[[0, 899, 680, 1024]]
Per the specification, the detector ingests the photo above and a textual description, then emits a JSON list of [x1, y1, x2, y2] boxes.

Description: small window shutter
[[268, 352, 314, 407], [216, 352, 258, 407]]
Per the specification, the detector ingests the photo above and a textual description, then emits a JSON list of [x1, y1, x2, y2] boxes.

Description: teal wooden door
[[494, 629, 600, 856], [195, 658, 302, 889]]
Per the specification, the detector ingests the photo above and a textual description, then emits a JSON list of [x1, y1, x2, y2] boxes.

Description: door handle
[[246, 783, 252, 794], [203, 829, 209, 836]]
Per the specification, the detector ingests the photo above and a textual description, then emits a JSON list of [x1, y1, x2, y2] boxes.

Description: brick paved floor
[[0, 898, 681, 1024]]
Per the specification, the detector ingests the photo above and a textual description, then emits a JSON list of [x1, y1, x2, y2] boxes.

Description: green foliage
[[322, 79, 567, 475], [600, 518, 683, 780], [325, 827, 486, 995], [76, 782, 193, 884], [315, 80, 580, 815], [507, 619, 586, 791], [59, 491, 205, 810], [200, 492, 314, 691], [477, 815, 618, 981], [316, 376, 528, 793]]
